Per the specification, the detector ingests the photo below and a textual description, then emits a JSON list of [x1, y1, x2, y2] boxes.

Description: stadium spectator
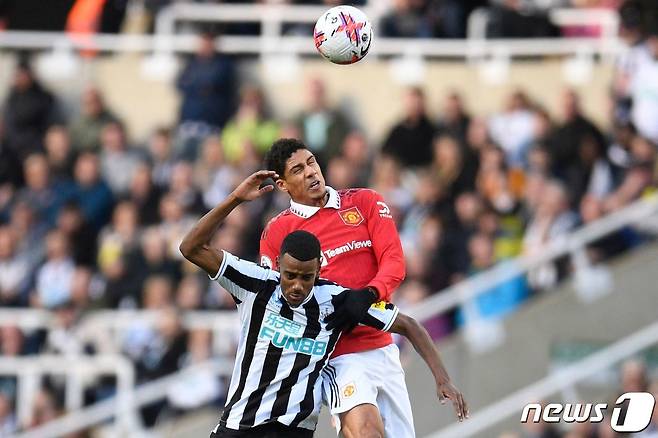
[[620, 359, 649, 393], [168, 162, 206, 216], [0, 226, 29, 306], [43, 125, 75, 180], [97, 200, 140, 304], [601, 135, 654, 212], [369, 154, 414, 220], [457, 233, 528, 325], [548, 90, 607, 190], [26, 387, 61, 429], [433, 134, 478, 205], [0, 391, 16, 436], [0, 141, 22, 200], [630, 24, 658, 144], [7, 201, 46, 271], [32, 230, 75, 309], [69, 88, 118, 153], [488, 90, 536, 168], [580, 195, 630, 262], [158, 194, 197, 260], [613, 0, 649, 120], [72, 152, 114, 231], [147, 127, 176, 190], [195, 135, 240, 210], [99, 121, 142, 196], [127, 163, 163, 226], [123, 227, 182, 298], [56, 202, 98, 267], [221, 85, 279, 166], [295, 77, 351, 166], [16, 153, 74, 228], [466, 117, 493, 154], [176, 32, 237, 160], [382, 86, 436, 168], [475, 147, 518, 215], [1, 59, 57, 161], [486, 0, 559, 38], [380, 0, 437, 38], [339, 130, 373, 187], [436, 92, 472, 145], [523, 180, 578, 290], [175, 274, 204, 311], [325, 156, 359, 190], [166, 328, 222, 411]]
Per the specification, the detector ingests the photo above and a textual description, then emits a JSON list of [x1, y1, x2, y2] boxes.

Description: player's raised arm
[[389, 313, 469, 422], [180, 170, 278, 276]]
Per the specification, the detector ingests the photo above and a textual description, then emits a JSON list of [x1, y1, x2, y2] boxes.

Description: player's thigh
[[322, 352, 383, 438], [322, 355, 378, 418], [339, 403, 385, 438], [374, 344, 415, 438]]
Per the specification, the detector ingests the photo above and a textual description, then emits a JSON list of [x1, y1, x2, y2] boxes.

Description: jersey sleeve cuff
[[383, 306, 400, 332], [208, 250, 230, 281], [367, 281, 387, 300]]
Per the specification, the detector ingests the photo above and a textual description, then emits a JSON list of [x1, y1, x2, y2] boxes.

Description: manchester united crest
[[339, 207, 364, 226]]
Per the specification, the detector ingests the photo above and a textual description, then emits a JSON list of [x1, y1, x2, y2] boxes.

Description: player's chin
[[308, 182, 326, 196]]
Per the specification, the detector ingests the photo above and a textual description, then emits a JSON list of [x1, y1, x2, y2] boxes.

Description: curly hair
[[264, 138, 309, 178], [280, 230, 321, 263]]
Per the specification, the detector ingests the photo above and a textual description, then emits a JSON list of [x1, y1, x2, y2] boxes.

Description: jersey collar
[[289, 186, 340, 219]]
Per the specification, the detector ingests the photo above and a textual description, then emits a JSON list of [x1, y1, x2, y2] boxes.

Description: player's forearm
[[392, 314, 451, 385], [368, 254, 405, 300], [180, 194, 242, 257]]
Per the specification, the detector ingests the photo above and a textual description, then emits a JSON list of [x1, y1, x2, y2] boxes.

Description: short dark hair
[[280, 230, 321, 263], [264, 138, 309, 178]]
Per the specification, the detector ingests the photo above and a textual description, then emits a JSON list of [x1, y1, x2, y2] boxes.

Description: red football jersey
[[259, 187, 405, 357]]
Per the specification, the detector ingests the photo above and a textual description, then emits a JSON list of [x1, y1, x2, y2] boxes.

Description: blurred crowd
[[2, 0, 656, 40], [0, 0, 658, 434], [498, 359, 658, 438]]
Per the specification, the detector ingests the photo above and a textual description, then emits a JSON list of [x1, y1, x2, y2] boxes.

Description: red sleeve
[[361, 190, 406, 300], [259, 219, 281, 269]]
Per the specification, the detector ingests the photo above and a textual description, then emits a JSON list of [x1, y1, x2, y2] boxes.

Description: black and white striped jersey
[[209, 251, 399, 432]]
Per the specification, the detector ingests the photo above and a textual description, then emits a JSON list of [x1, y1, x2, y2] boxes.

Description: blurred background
[[0, 0, 658, 437]]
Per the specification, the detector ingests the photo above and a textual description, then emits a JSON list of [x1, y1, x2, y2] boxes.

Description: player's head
[[277, 230, 321, 307], [265, 138, 326, 206]]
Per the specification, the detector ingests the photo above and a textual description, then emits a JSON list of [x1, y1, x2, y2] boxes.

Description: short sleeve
[[360, 301, 400, 332], [209, 250, 279, 304]]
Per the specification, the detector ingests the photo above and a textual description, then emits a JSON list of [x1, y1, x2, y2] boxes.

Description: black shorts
[[210, 422, 314, 438]]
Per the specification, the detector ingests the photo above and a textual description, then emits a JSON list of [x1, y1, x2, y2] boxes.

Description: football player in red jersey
[[260, 138, 457, 437]]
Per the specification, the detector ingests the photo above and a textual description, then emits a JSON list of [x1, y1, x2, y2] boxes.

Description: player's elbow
[[179, 239, 198, 260]]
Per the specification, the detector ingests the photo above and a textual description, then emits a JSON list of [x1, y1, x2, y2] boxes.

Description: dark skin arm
[[389, 313, 469, 422], [179, 170, 278, 276]]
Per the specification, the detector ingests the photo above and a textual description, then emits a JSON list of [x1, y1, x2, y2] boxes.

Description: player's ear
[[275, 178, 288, 193], [275, 256, 280, 270]]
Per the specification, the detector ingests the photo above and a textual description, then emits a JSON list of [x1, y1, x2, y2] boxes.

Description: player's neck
[[296, 190, 329, 208]]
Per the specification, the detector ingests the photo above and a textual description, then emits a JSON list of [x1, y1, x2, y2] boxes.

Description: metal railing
[[0, 309, 240, 356], [426, 320, 658, 438], [12, 358, 233, 438], [0, 355, 137, 434], [0, 4, 625, 59], [407, 195, 658, 327]]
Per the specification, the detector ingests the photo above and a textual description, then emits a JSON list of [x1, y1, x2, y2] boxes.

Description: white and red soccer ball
[[313, 6, 373, 65]]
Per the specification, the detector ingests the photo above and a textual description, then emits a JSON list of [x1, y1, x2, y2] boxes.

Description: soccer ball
[[313, 6, 373, 65]]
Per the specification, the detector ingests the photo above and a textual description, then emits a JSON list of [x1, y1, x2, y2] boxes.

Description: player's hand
[[326, 288, 378, 333], [231, 170, 278, 202], [437, 381, 468, 422]]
